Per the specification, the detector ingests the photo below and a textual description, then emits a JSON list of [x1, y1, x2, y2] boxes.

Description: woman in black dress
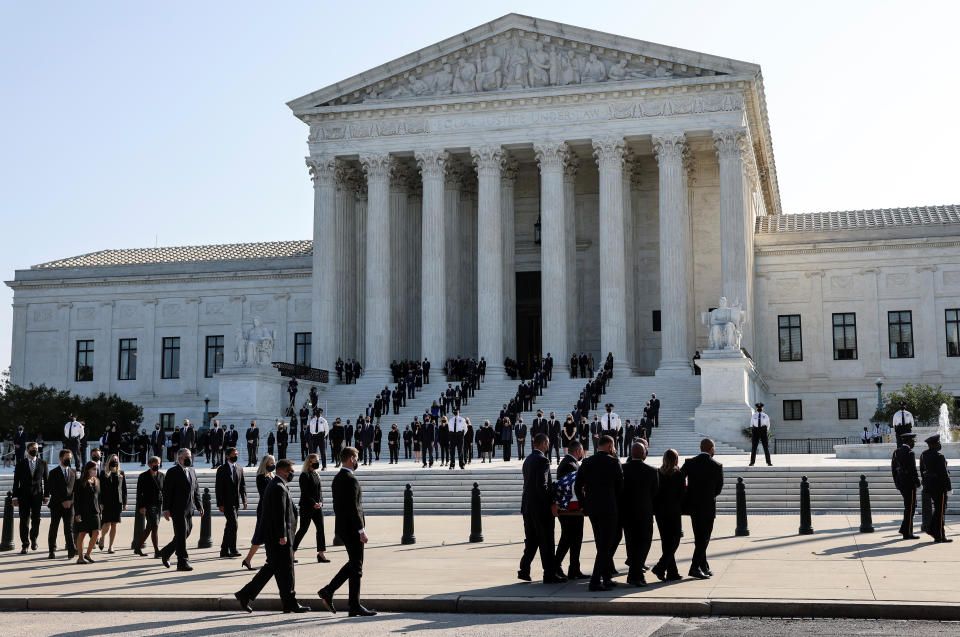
[[464, 419, 474, 464], [479, 420, 494, 463], [74, 461, 102, 564], [651, 448, 685, 581], [98, 454, 127, 553], [293, 453, 329, 563], [276, 423, 288, 460], [412, 422, 422, 463], [266, 430, 275, 457], [134, 456, 164, 557], [241, 454, 275, 570]]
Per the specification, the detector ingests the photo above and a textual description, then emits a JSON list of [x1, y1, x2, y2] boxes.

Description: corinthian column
[[444, 161, 464, 356], [653, 133, 693, 375], [501, 158, 518, 360], [593, 137, 629, 371], [563, 154, 579, 358], [713, 128, 751, 339], [359, 152, 393, 375], [534, 141, 571, 368], [415, 149, 449, 367], [307, 155, 338, 372], [354, 180, 367, 366], [472, 145, 505, 374], [389, 164, 411, 361], [335, 164, 358, 364]]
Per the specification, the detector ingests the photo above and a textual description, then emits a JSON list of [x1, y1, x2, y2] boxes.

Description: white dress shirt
[[450, 416, 467, 433], [602, 412, 621, 432], [751, 412, 771, 428], [64, 421, 85, 439], [309, 416, 329, 436], [892, 410, 914, 427]]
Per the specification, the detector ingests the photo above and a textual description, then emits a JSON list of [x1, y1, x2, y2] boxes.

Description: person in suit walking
[[892, 432, 920, 540], [648, 394, 661, 429], [621, 442, 659, 586], [216, 447, 248, 558], [242, 455, 276, 570], [159, 448, 203, 571], [554, 440, 586, 579], [650, 448, 685, 581], [293, 453, 329, 563], [235, 459, 310, 613], [13, 425, 27, 464], [681, 439, 724, 578], [13, 441, 47, 553], [317, 446, 377, 617], [46, 448, 77, 559], [133, 457, 164, 557], [518, 433, 565, 584], [574, 434, 623, 591], [97, 454, 127, 553]]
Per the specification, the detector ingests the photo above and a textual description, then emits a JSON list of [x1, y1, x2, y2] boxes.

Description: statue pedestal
[[215, 364, 284, 426], [694, 350, 764, 447]]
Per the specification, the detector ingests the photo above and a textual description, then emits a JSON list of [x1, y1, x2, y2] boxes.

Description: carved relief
[[251, 300, 269, 313], [161, 304, 182, 318], [885, 273, 908, 288], [205, 302, 225, 316], [830, 275, 853, 292]]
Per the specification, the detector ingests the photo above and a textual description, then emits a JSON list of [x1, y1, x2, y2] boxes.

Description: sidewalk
[[1, 512, 958, 618]]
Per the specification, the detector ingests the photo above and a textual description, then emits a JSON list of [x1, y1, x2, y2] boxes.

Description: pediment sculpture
[[701, 297, 745, 351]]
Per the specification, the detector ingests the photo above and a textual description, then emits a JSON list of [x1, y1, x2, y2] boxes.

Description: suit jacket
[[215, 463, 247, 508], [332, 468, 365, 537], [574, 450, 623, 518], [246, 428, 259, 444], [681, 453, 724, 518], [182, 427, 196, 450], [162, 464, 202, 517], [515, 423, 528, 440], [521, 450, 552, 516], [557, 454, 580, 481], [13, 429, 27, 451], [135, 469, 164, 510], [298, 470, 323, 510], [150, 429, 166, 449], [13, 456, 47, 498], [259, 475, 297, 545], [211, 429, 225, 448], [649, 399, 661, 414], [226, 429, 239, 446], [622, 458, 659, 519], [46, 464, 76, 507]]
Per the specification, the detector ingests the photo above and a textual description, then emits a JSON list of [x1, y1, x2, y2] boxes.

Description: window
[[838, 399, 859, 420], [778, 315, 803, 361], [75, 340, 94, 382], [947, 309, 960, 357], [118, 338, 137, 380], [652, 311, 661, 332], [888, 311, 914, 358], [159, 413, 174, 430], [783, 400, 803, 421], [161, 337, 181, 379], [205, 335, 224, 377], [294, 332, 312, 366], [832, 313, 858, 360]]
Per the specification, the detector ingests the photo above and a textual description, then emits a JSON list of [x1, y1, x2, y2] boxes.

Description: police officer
[[749, 402, 772, 467], [892, 401, 914, 448], [891, 432, 920, 539], [920, 434, 953, 543]]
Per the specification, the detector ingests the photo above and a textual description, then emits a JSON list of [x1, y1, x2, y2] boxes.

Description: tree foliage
[[880, 383, 958, 427]]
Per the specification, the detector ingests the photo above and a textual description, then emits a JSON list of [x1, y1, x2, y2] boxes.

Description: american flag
[[553, 470, 580, 512]]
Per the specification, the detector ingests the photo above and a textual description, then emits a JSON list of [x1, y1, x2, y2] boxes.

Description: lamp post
[[875, 378, 884, 416], [203, 394, 210, 428]]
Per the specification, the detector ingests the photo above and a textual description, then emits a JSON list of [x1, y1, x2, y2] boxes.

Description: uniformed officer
[[891, 432, 920, 539], [919, 434, 953, 543], [749, 402, 772, 467], [892, 401, 915, 447]]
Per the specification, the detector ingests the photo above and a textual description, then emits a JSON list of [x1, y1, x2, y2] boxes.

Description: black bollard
[[130, 508, 146, 550], [197, 488, 213, 549], [858, 474, 874, 533], [0, 491, 13, 552], [798, 475, 813, 535], [469, 482, 483, 543], [735, 477, 750, 537], [921, 488, 932, 534], [401, 483, 416, 545]]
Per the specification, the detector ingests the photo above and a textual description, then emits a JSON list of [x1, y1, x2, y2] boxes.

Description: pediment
[[287, 13, 759, 112]]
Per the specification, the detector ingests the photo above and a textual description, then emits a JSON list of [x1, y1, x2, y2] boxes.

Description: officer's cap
[[925, 434, 941, 445]]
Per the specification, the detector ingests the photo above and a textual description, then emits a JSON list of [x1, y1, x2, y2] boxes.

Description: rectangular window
[[294, 332, 312, 366], [838, 398, 859, 420], [783, 400, 803, 421], [75, 340, 94, 382], [118, 338, 137, 380], [159, 413, 174, 430], [205, 335, 224, 377], [947, 309, 960, 357], [888, 311, 914, 358], [652, 311, 661, 332], [161, 337, 181, 379], [778, 315, 803, 361], [832, 313, 858, 360]]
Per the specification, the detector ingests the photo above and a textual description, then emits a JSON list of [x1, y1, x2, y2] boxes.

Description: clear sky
[[2, 0, 958, 374]]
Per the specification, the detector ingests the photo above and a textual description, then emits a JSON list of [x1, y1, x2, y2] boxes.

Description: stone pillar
[[534, 142, 571, 369], [9, 303, 27, 385], [389, 164, 411, 362], [59, 302, 72, 388], [472, 145, 506, 374], [501, 158, 518, 360], [141, 299, 156, 396], [359, 152, 393, 375], [183, 298, 199, 394], [306, 155, 338, 372], [335, 165, 358, 364], [806, 271, 827, 378], [653, 133, 693, 375], [622, 153, 636, 368], [98, 300, 115, 395], [407, 179, 423, 360], [593, 137, 629, 372], [461, 174, 478, 358], [563, 154, 579, 358], [354, 181, 367, 366], [629, 161, 644, 364], [415, 150, 449, 366], [444, 161, 463, 357]]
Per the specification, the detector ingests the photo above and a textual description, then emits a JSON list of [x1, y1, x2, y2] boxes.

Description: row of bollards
[[398, 482, 484, 545]]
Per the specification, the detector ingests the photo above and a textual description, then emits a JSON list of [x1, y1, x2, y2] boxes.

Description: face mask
[[28, 449, 37, 457], [266, 464, 276, 472], [311, 461, 320, 470], [93, 456, 101, 463], [63, 459, 72, 468], [182, 458, 192, 467], [229, 456, 238, 464], [109, 463, 118, 469], [150, 465, 159, 472]]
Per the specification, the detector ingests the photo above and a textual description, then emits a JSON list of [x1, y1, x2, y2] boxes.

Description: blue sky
[[2, 0, 958, 373]]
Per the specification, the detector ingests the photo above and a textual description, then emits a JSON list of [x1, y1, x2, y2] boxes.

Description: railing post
[[197, 487, 213, 549], [735, 477, 750, 536], [401, 483, 416, 545], [858, 474, 874, 533], [469, 482, 483, 543], [799, 475, 814, 535], [0, 492, 14, 552]]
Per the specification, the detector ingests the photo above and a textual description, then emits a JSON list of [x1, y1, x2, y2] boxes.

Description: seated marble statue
[[701, 297, 745, 351], [238, 317, 275, 366]]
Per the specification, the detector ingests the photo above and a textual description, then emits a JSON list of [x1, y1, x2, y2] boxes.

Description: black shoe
[[48, 552, 56, 559], [20, 547, 27, 555], [153, 551, 162, 559], [935, 537, 954, 543], [31, 541, 37, 551], [702, 568, 714, 577], [283, 603, 310, 614], [567, 571, 589, 580], [748, 463, 755, 467], [517, 570, 532, 582], [626, 576, 647, 587], [134, 548, 147, 556], [904, 534, 920, 540], [176, 562, 193, 571], [651, 564, 666, 581], [603, 579, 618, 588], [229, 551, 241, 557], [348, 605, 377, 617], [666, 573, 683, 581], [84, 555, 95, 563], [608, 569, 620, 576], [543, 574, 568, 584], [241, 558, 253, 570], [161, 554, 171, 568], [688, 568, 709, 579], [220, 551, 232, 558], [317, 553, 330, 563], [588, 582, 613, 592], [317, 587, 337, 614], [67, 551, 76, 560], [235, 591, 253, 613]]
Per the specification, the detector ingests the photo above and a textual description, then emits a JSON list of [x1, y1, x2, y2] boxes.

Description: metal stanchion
[[858, 474, 874, 533], [735, 477, 750, 537]]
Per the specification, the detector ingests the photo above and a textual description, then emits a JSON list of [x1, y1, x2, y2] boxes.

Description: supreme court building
[[7, 14, 960, 438]]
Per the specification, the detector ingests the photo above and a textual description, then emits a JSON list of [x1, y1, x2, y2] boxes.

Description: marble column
[[359, 152, 393, 375], [354, 181, 368, 366], [461, 174, 478, 357], [274, 293, 290, 367], [629, 162, 643, 364], [335, 165, 358, 364], [415, 150, 449, 366], [562, 153, 579, 358], [444, 161, 463, 357], [806, 271, 827, 378], [534, 141, 571, 368], [593, 137, 629, 371], [59, 302, 72, 387], [389, 164, 411, 362], [472, 145, 505, 374], [306, 155, 338, 372], [653, 133, 693, 374], [407, 179, 423, 360], [501, 158, 518, 360]]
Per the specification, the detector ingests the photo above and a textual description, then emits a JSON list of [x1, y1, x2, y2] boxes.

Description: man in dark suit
[[648, 393, 661, 429], [150, 424, 166, 459], [318, 447, 376, 617], [515, 419, 528, 459], [226, 423, 240, 450], [235, 458, 309, 613], [681, 438, 724, 578], [892, 432, 920, 539], [421, 417, 435, 468], [622, 441, 659, 586], [13, 425, 27, 463], [13, 441, 47, 553], [246, 422, 260, 467], [182, 420, 197, 453], [548, 412, 563, 464], [216, 447, 247, 557], [574, 434, 623, 591], [160, 448, 203, 571], [45, 448, 77, 559], [211, 421, 225, 467], [518, 433, 565, 584], [555, 440, 586, 579], [134, 457, 164, 557]]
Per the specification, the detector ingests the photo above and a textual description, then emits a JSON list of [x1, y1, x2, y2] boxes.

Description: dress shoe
[[517, 570, 532, 582], [76, 557, 86, 565], [153, 551, 162, 559], [348, 605, 377, 617], [134, 548, 147, 556], [67, 551, 77, 560], [20, 547, 27, 555], [650, 564, 666, 581], [317, 554, 331, 563], [688, 568, 710, 579], [935, 537, 954, 543], [220, 551, 232, 558], [31, 541, 38, 551], [161, 554, 171, 568], [903, 534, 920, 540], [607, 568, 620, 576], [48, 552, 56, 559], [702, 568, 714, 577], [241, 559, 253, 570], [107, 548, 115, 554], [603, 579, 618, 587], [283, 603, 310, 613], [84, 555, 95, 563], [665, 573, 683, 581], [567, 570, 589, 579], [625, 576, 647, 587], [588, 582, 613, 592], [229, 551, 241, 557], [748, 463, 755, 467], [97, 539, 104, 551], [176, 562, 193, 571], [543, 575, 567, 584], [234, 591, 253, 613], [317, 587, 337, 613]]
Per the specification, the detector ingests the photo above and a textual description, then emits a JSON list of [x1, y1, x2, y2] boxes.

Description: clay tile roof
[[755, 205, 960, 234], [32, 240, 313, 269]]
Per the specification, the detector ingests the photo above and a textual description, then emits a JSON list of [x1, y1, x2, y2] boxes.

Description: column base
[[655, 359, 693, 377]]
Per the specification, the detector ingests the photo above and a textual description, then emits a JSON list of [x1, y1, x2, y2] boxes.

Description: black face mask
[[109, 463, 118, 470], [92, 456, 101, 462], [63, 459, 72, 468], [182, 458, 192, 468], [229, 456, 238, 464], [266, 464, 276, 472], [28, 449, 37, 457], [312, 462, 320, 470], [150, 465, 159, 472]]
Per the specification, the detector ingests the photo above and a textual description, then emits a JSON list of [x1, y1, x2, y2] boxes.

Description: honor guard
[[891, 432, 920, 539], [920, 434, 953, 543], [749, 402, 772, 467]]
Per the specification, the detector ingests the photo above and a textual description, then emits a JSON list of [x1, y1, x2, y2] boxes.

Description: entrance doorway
[[515, 272, 541, 378]]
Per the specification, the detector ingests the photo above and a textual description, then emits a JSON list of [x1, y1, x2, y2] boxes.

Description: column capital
[[591, 136, 627, 170], [359, 152, 394, 183], [306, 155, 338, 187], [533, 141, 571, 172], [712, 127, 749, 160], [415, 149, 450, 180], [471, 145, 505, 178], [563, 153, 580, 183], [354, 177, 368, 201], [652, 132, 689, 166], [443, 160, 464, 190], [335, 162, 360, 191], [501, 156, 519, 185]]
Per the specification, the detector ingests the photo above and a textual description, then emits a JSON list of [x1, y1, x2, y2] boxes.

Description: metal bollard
[[921, 488, 932, 534], [0, 491, 13, 552], [798, 475, 814, 535], [197, 488, 213, 549], [401, 483, 416, 545], [858, 474, 874, 533], [469, 482, 483, 543], [735, 477, 750, 537], [130, 508, 146, 550]]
